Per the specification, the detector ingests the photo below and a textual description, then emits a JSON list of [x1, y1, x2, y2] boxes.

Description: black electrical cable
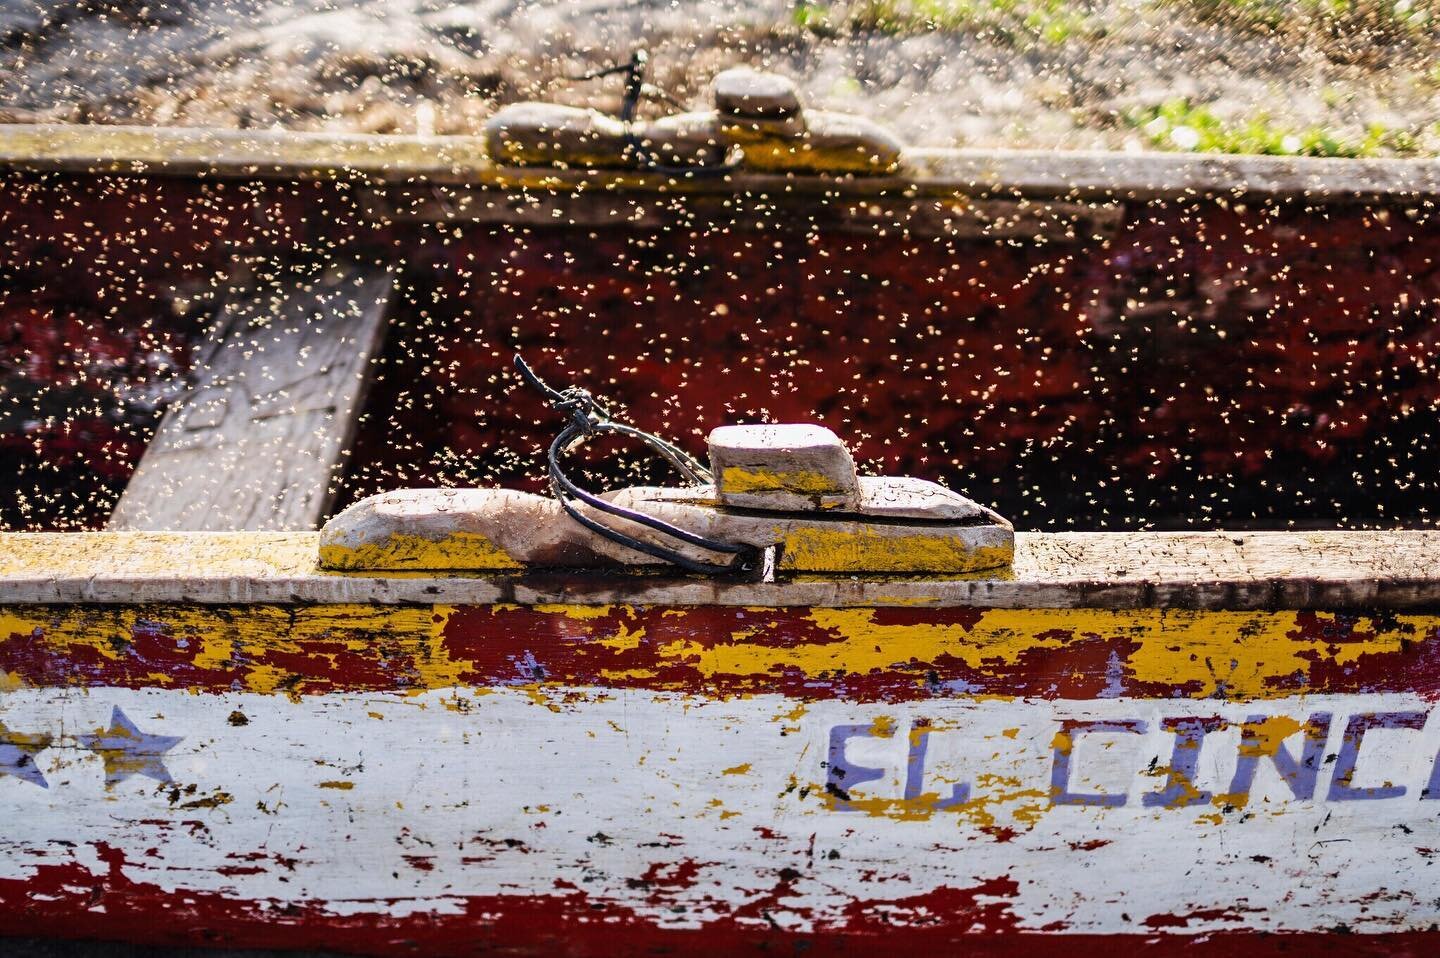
[[569, 49, 743, 181], [515, 355, 760, 576]]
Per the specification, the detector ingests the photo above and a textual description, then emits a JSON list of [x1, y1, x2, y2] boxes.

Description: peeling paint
[[319, 531, 523, 571], [0, 688, 1437, 951], [3, 600, 1440, 951], [2, 605, 1439, 701]]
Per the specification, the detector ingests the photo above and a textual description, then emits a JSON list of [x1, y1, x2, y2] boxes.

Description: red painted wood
[[2, 605, 1438, 700], [2, 174, 1439, 531], [0, 174, 379, 529], [0, 847, 1434, 956]]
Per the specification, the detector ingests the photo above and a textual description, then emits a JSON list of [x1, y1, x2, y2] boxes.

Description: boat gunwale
[[2, 123, 1439, 203], [2, 530, 1437, 610]]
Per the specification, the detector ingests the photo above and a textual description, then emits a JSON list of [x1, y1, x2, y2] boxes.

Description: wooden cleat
[[710, 423, 860, 513], [712, 67, 803, 120], [319, 419, 1012, 575]]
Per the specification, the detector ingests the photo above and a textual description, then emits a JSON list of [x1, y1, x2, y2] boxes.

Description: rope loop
[[515, 355, 760, 576]]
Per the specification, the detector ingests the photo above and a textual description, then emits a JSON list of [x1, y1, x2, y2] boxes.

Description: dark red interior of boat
[[4, 172, 1437, 531]]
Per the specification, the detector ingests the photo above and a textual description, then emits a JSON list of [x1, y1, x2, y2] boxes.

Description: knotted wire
[[569, 49, 741, 180], [515, 355, 759, 575]]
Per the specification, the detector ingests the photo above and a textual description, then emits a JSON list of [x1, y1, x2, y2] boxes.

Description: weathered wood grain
[[3, 530, 1439, 609], [367, 185, 1124, 240], [3, 124, 1439, 202], [106, 259, 394, 532], [316, 484, 1013, 574], [903, 147, 1440, 201], [0, 124, 491, 182]]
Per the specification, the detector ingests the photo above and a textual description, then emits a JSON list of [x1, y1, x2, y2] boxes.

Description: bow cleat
[[482, 54, 903, 177], [319, 359, 1012, 576]]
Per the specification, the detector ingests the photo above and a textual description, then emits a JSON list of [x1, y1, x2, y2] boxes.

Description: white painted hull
[[3, 687, 1437, 937]]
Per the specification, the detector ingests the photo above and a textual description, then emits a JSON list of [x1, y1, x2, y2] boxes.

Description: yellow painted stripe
[[719, 465, 849, 498], [775, 528, 1013, 573], [319, 532, 522, 571], [0, 604, 1434, 700]]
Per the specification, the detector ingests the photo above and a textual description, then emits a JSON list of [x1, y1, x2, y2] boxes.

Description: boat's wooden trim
[[0, 124, 491, 184], [106, 257, 396, 532], [2, 124, 1439, 202], [2, 530, 1437, 609], [367, 184, 1127, 237], [902, 147, 1440, 202]]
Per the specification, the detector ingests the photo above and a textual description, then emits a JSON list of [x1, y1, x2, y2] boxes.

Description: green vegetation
[[789, 0, 1438, 157], [1124, 98, 1425, 157], [1187, 0, 1433, 37], [797, 0, 1436, 47]]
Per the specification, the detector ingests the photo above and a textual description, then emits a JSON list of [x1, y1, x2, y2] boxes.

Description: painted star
[[78, 706, 183, 786], [0, 722, 52, 789]]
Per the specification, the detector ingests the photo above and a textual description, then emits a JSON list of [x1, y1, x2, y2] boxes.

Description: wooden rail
[[2, 530, 1438, 609], [2, 124, 1439, 202]]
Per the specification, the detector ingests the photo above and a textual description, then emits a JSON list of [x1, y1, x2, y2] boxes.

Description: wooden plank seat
[[106, 257, 395, 532]]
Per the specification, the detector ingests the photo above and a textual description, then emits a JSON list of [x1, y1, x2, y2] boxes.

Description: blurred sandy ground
[[0, 0, 1436, 153]]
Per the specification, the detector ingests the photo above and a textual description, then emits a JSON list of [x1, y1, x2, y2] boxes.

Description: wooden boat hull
[[4, 127, 1440, 952], [3, 531, 1440, 954]]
